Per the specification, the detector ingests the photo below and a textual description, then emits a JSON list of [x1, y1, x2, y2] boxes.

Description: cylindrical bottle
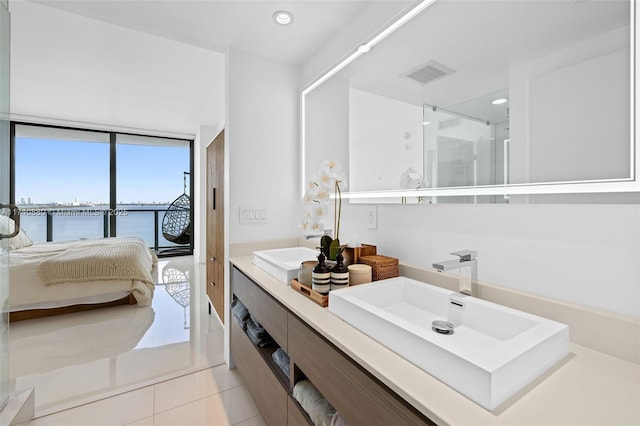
[[312, 251, 331, 295], [330, 253, 349, 291], [297, 260, 316, 287]]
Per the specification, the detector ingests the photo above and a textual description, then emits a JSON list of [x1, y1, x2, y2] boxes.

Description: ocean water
[[18, 205, 187, 248]]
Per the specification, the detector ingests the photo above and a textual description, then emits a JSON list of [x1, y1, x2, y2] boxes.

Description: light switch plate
[[239, 206, 267, 224], [366, 205, 377, 229]]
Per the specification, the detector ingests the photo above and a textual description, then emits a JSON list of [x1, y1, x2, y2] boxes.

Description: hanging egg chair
[[162, 172, 191, 245]]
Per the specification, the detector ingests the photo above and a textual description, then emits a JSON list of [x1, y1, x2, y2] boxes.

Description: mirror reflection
[[304, 0, 633, 202]]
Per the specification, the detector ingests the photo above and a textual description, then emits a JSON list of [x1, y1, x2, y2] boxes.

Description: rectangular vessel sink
[[252, 247, 318, 285], [328, 277, 569, 410]]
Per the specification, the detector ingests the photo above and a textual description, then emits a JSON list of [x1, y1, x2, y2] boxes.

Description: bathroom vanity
[[230, 255, 640, 425], [231, 265, 430, 425]]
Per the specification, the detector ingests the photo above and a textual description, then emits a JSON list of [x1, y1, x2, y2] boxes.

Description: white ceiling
[[28, 0, 387, 65]]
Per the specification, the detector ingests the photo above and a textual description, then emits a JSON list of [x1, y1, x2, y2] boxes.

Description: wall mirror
[[302, 0, 638, 203]]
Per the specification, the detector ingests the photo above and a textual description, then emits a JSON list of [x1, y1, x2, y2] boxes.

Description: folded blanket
[[38, 237, 156, 286], [293, 379, 336, 426], [272, 347, 290, 379]]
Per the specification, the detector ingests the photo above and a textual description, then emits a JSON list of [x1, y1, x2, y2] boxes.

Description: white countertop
[[231, 256, 640, 425]]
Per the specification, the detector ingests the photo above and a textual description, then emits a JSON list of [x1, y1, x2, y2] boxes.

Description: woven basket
[[358, 255, 399, 281]]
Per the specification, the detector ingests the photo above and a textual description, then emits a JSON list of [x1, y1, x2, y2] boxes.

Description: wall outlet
[[239, 206, 267, 224], [366, 205, 377, 229]]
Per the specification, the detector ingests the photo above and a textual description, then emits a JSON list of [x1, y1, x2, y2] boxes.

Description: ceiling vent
[[403, 60, 456, 85]]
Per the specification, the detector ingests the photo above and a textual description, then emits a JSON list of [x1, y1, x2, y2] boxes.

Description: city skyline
[[16, 198, 174, 206]]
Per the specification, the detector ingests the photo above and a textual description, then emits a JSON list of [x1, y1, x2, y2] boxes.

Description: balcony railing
[[17, 207, 191, 256]]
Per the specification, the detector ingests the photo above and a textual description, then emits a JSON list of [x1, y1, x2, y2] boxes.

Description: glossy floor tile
[[8, 256, 228, 418], [17, 365, 264, 426]]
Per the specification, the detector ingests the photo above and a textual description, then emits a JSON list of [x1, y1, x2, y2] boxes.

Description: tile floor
[[8, 256, 263, 425]]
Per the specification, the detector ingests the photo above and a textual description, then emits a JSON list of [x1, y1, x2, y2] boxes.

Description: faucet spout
[[432, 250, 478, 296], [433, 258, 470, 272]]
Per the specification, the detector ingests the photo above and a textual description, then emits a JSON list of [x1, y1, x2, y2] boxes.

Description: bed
[[7, 229, 158, 321]]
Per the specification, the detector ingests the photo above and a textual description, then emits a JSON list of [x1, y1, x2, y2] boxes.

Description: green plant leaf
[[329, 238, 341, 261], [320, 235, 333, 257]]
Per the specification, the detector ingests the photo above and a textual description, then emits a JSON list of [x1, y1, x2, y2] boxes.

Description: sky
[[15, 137, 190, 205]]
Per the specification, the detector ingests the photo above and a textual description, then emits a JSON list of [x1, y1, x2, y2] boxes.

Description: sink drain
[[431, 320, 454, 335]]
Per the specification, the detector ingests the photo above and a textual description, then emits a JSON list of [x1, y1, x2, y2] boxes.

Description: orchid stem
[[335, 181, 341, 240]]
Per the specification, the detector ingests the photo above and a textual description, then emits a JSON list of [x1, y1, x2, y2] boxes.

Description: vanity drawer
[[231, 318, 288, 426], [232, 267, 288, 350], [287, 313, 432, 426]]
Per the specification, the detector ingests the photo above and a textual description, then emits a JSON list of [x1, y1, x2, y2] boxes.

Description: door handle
[[0, 204, 20, 239]]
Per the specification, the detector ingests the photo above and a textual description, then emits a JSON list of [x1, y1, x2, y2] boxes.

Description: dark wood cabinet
[[288, 314, 432, 425], [230, 266, 432, 426]]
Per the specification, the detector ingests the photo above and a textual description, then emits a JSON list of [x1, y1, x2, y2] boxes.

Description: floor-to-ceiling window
[[116, 133, 191, 252], [11, 123, 193, 255], [13, 125, 110, 241]]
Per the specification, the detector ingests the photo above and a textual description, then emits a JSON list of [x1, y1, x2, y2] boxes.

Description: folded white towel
[[293, 379, 336, 426]]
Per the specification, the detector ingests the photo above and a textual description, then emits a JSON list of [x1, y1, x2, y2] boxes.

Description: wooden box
[[342, 244, 377, 265], [358, 255, 399, 281]]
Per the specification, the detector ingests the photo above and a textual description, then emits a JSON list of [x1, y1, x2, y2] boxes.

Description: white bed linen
[[9, 240, 155, 312]]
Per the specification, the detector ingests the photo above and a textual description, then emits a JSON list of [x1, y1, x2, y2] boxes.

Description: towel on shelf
[[247, 314, 266, 334], [331, 412, 348, 426], [293, 379, 336, 426], [271, 347, 291, 379], [246, 315, 274, 347], [231, 298, 250, 329]]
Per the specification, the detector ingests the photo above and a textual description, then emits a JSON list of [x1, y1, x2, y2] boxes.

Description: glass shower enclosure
[[423, 99, 509, 204]]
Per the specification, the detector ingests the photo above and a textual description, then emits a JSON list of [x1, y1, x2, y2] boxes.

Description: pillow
[[0, 215, 34, 250]]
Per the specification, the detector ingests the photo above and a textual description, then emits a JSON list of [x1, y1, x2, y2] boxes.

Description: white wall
[[224, 48, 300, 364], [337, 203, 640, 317], [10, 1, 224, 136], [227, 48, 300, 244]]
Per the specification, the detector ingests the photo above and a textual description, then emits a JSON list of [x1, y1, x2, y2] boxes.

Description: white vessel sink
[[252, 247, 318, 285], [328, 276, 569, 410]]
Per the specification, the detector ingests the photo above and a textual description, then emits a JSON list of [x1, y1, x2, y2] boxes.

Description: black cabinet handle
[[212, 188, 216, 210]]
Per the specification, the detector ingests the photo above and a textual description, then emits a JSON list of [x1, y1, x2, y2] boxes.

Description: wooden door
[[206, 130, 225, 322]]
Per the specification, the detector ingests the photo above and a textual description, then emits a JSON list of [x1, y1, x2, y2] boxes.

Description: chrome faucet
[[433, 250, 478, 296]]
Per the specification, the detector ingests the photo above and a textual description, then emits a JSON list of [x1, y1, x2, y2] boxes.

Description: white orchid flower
[[302, 160, 347, 243]]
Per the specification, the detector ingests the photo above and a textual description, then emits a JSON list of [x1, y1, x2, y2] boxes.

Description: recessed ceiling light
[[273, 11, 293, 25], [422, 121, 431, 125], [357, 44, 371, 54], [492, 98, 508, 105]]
